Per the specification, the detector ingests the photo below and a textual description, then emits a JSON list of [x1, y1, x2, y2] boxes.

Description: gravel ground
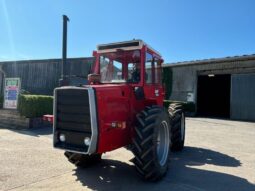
[[0, 117, 254, 191]]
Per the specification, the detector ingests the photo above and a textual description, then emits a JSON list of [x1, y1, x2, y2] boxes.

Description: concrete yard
[[0, 118, 254, 191]]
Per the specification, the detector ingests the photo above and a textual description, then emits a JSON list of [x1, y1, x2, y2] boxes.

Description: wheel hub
[[156, 121, 170, 166]]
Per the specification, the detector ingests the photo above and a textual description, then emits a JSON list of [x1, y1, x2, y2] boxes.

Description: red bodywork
[[91, 83, 163, 153], [44, 42, 165, 154]]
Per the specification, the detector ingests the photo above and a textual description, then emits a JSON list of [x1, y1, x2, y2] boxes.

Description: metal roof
[[97, 39, 162, 57], [163, 54, 255, 67], [0, 57, 94, 65]]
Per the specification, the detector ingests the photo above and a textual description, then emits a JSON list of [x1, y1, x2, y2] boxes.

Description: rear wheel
[[132, 106, 170, 181], [168, 103, 185, 151], [64, 151, 102, 167]]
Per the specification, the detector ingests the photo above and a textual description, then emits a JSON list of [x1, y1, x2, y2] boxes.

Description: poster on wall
[[187, 92, 194, 102], [4, 78, 21, 109]]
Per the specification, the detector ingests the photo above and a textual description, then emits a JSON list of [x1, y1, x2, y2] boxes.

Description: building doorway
[[197, 74, 231, 118]]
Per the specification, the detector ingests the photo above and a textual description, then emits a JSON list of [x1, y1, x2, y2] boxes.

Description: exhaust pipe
[[59, 15, 87, 87], [60, 15, 69, 86]]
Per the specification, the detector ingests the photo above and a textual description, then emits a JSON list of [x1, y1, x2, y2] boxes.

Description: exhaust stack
[[60, 15, 69, 86]]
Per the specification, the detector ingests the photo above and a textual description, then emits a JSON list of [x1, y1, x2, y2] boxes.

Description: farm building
[[0, 57, 94, 95], [164, 54, 255, 121]]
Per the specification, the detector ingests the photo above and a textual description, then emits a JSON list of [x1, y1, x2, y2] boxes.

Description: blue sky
[[0, 0, 254, 63]]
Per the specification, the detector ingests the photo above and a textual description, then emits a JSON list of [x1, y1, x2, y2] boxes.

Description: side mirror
[[88, 73, 101, 84], [92, 50, 97, 57]]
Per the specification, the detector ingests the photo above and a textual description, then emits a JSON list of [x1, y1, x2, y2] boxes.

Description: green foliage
[[0, 94, 3, 108], [162, 67, 173, 99], [163, 100, 196, 113], [18, 94, 53, 118]]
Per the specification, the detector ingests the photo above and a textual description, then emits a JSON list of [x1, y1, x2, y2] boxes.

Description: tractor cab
[[90, 40, 163, 85], [88, 40, 164, 105]]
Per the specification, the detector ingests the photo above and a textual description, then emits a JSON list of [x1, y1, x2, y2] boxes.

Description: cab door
[[143, 51, 164, 106]]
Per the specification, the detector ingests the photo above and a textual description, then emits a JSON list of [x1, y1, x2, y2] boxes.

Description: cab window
[[154, 57, 161, 84], [145, 52, 153, 84]]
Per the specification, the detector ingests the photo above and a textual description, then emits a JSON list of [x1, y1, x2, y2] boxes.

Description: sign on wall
[[4, 78, 21, 109], [187, 92, 194, 102]]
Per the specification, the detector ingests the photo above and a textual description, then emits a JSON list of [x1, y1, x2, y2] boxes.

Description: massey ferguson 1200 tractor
[[45, 15, 185, 181]]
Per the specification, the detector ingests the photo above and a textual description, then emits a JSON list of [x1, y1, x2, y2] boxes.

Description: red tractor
[[46, 16, 185, 181]]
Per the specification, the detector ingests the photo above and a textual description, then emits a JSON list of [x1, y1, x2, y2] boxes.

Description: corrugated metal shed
[[163, 54, 255, 121], [0, 57, 94, 95], [163, 54, 255, 67]]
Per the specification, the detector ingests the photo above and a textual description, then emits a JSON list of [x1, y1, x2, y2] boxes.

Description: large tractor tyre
[[132, 105, 171, 181], [64, 151, 102, 167], [168, 103, 185, 151]]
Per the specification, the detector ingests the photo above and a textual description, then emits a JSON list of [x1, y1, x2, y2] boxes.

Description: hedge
[[18, 94, 53, 118], [0, 94, 3, 108], [163, 100, 196, 113]]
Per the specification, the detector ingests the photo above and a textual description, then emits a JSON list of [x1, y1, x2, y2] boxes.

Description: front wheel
[[132, 106, 170, 181]]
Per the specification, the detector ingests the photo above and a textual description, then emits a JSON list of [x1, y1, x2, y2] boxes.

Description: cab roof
[[97, 39, 162, 57]]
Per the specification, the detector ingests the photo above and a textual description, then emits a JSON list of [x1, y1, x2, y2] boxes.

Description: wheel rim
[[181, 113, 185, 141], [156, 121, 170, 166]]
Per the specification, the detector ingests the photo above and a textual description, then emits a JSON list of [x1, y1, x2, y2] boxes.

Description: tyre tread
[[132, 105, 170, 181]]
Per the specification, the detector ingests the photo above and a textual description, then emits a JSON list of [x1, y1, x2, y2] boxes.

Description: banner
[[4, 78, 21, 109]]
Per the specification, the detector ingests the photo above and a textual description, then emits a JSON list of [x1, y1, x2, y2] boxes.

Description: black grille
[[54, 88, 92, 152]]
